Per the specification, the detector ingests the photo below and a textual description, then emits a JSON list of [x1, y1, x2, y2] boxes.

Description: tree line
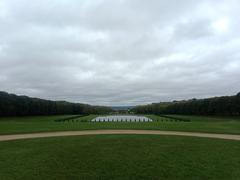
[[132, 93, 240, 116], [0, 91, 113, 116]]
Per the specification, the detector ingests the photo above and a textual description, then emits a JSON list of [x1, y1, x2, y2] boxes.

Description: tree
[[0, 91, 113, 116]]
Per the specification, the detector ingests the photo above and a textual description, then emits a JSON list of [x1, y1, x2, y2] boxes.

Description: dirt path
[[0, 130, 240, 142]]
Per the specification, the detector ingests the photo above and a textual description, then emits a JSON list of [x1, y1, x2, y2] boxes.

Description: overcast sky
[[0, 0, 240, 106]]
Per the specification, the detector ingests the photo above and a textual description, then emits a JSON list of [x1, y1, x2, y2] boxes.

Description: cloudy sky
[[0, 0, 240, 106]]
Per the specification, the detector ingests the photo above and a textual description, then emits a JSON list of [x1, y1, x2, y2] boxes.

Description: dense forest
[[0, 91, 113, 116], [1, 91, 240, 117], [133, 93, 240, 116]]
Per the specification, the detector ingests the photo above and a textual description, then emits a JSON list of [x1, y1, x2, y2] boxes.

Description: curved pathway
[[0, 130, 240, 142]]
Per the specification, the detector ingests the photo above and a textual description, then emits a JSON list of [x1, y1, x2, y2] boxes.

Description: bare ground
[[0, 130, 240, 142]]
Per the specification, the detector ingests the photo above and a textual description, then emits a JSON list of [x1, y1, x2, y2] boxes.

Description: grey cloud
[[0, 0, 240, 106], [173, 19, 213, 40]]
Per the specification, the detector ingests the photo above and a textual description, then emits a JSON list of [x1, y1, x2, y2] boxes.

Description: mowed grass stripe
[[0, 135, 239, 180], [0, 115, 240, 135]]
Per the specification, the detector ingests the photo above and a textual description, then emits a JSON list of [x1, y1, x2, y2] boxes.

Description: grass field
[[0, 115, 240, 135], [0, 135, 239, 180], [1, 115, 240, 180]]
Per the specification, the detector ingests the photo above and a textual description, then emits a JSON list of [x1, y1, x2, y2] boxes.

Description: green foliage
[[0, 91, 113, 116], [133, 93, 240, 116]]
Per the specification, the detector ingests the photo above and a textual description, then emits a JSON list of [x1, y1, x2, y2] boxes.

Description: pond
[[92, 115, 153, 122]]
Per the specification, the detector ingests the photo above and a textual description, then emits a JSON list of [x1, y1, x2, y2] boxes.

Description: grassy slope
[[0, 115, 97, 135], [0, 115, 239, 135], [0, 135, 239, 180]]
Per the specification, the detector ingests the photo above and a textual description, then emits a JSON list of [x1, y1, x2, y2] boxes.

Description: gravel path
[[0, 130, 240, 141]]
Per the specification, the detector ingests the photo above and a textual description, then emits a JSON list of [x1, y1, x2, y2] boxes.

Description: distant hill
[[111, 106, 135, 111]]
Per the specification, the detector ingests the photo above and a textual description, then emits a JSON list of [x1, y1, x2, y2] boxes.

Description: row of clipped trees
[[0, 91, 113, 116], [132, 93, 240, 116]]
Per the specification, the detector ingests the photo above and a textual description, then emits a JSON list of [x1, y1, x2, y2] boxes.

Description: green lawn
[[0, 115, 240, 135], [162, 115, 240, 122], [0, 135, 239, 180]]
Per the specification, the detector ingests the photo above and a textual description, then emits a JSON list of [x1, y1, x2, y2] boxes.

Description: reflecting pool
[[92, 115, 153, 122]]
